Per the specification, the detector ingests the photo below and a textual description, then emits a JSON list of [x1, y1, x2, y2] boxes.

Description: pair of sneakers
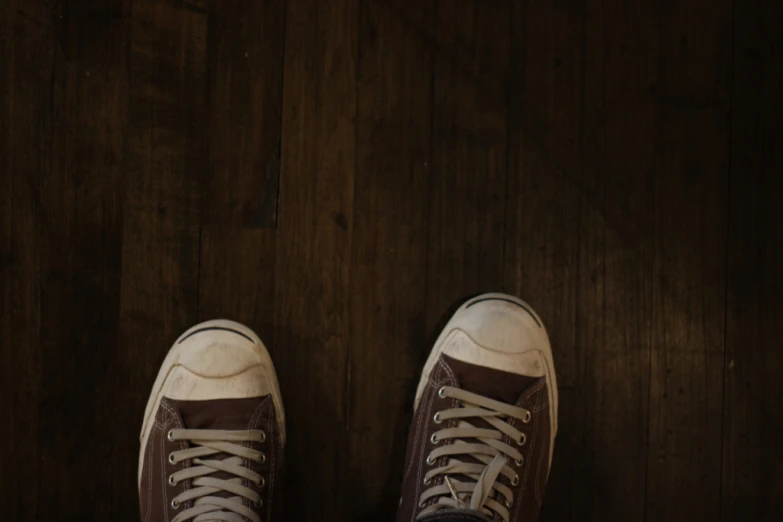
[[138, 293, 558, 522]]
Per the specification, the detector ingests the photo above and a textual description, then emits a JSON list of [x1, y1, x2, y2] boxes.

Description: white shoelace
[[167, 428, 266, 522], [417, 386, 532, 522]]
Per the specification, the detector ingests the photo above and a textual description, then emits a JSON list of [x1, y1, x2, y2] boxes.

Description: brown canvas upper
[[138, 396, 283, 522], [396, 354, 553, 522]]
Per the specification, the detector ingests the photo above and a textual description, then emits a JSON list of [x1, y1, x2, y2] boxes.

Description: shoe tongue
[[443, 354, 540, 405], [166, 396, 269, 505], [170, 396, 268, 430], [438, 356, 541, 513], [420, 509, 492, 522]]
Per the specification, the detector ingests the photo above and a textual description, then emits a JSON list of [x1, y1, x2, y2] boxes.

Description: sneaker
[[396, 293, 558, 522], [138, 320, 285, 522]]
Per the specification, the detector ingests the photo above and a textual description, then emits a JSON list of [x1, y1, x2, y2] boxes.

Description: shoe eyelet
[[522, 411, 532, 423], [418, 499, 427, 508], [254, 498, 264, 507], [504, 498, 513, 508], [516, 433, 527, 446], [423, 477, 431, 485], [430, 433, 439, 444], [438, 386, 447, 398], [171, 499, 180, 510], [256, 476, 266, 488], [515, 456, 524, 467], [167, 430, 174, 441], [259, 452, 267, 464], [433, 412, 442, 424], [511, 474, 520, 486], [168, 474, 176, 486], [259, 430, 266, 443], [168, 453, 176, 465], [426, 455, 436, 466]]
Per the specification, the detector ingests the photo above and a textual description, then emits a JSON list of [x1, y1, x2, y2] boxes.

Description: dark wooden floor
[[1, 0, 781, 521]]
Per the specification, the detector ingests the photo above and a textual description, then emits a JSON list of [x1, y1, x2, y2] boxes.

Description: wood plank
[[647, 107, 729, 522], [572, 1, 658, 521], [504, 2, 583, 520], [344, 0, 434, 518], [201, 0, 285, 230], [722, 1, 783, 520], [0, 1, 9, 449], [505, 2, 582, 388], [273, 1, 358, 519], [114, 1, 207, 516], [197, 0, 286, 340], [35, 2, 128, 521], [0, 1, 55, 518], [646, 1, 732, 519], [198, 229, 277, 335], [425, 0, 511, 330], [0, 8, 13, 503]]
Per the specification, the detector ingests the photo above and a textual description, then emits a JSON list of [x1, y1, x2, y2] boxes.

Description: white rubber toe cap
[[441, 294, 549, 371], [161, 332, 276, 401], [414, 293, 558, 433], [138, 320, 285, 488]]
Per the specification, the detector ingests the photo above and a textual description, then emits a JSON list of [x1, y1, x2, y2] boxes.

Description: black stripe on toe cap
[[178, 326, 255, 344], [465, 296, 542, 328]]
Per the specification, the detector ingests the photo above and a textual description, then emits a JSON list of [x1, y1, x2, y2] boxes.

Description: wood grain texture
[[197, 0, 286, 340], [115, 1, 207, 517], [425, 0, 511, 330], [273, 1, 358, 520], [647, 108, 729, 522], [201, 0, 285, 229], [722, 0, 783, 520], [572, 1, 657, 521], [504, 2, 581, 520], [0, 10, 10, 496], [345, 0, 434, 519], [37, 2, 128, 520], [0, 1, 54, 519], [0, 1, 779, 521], [646, 2, 732, 520]]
